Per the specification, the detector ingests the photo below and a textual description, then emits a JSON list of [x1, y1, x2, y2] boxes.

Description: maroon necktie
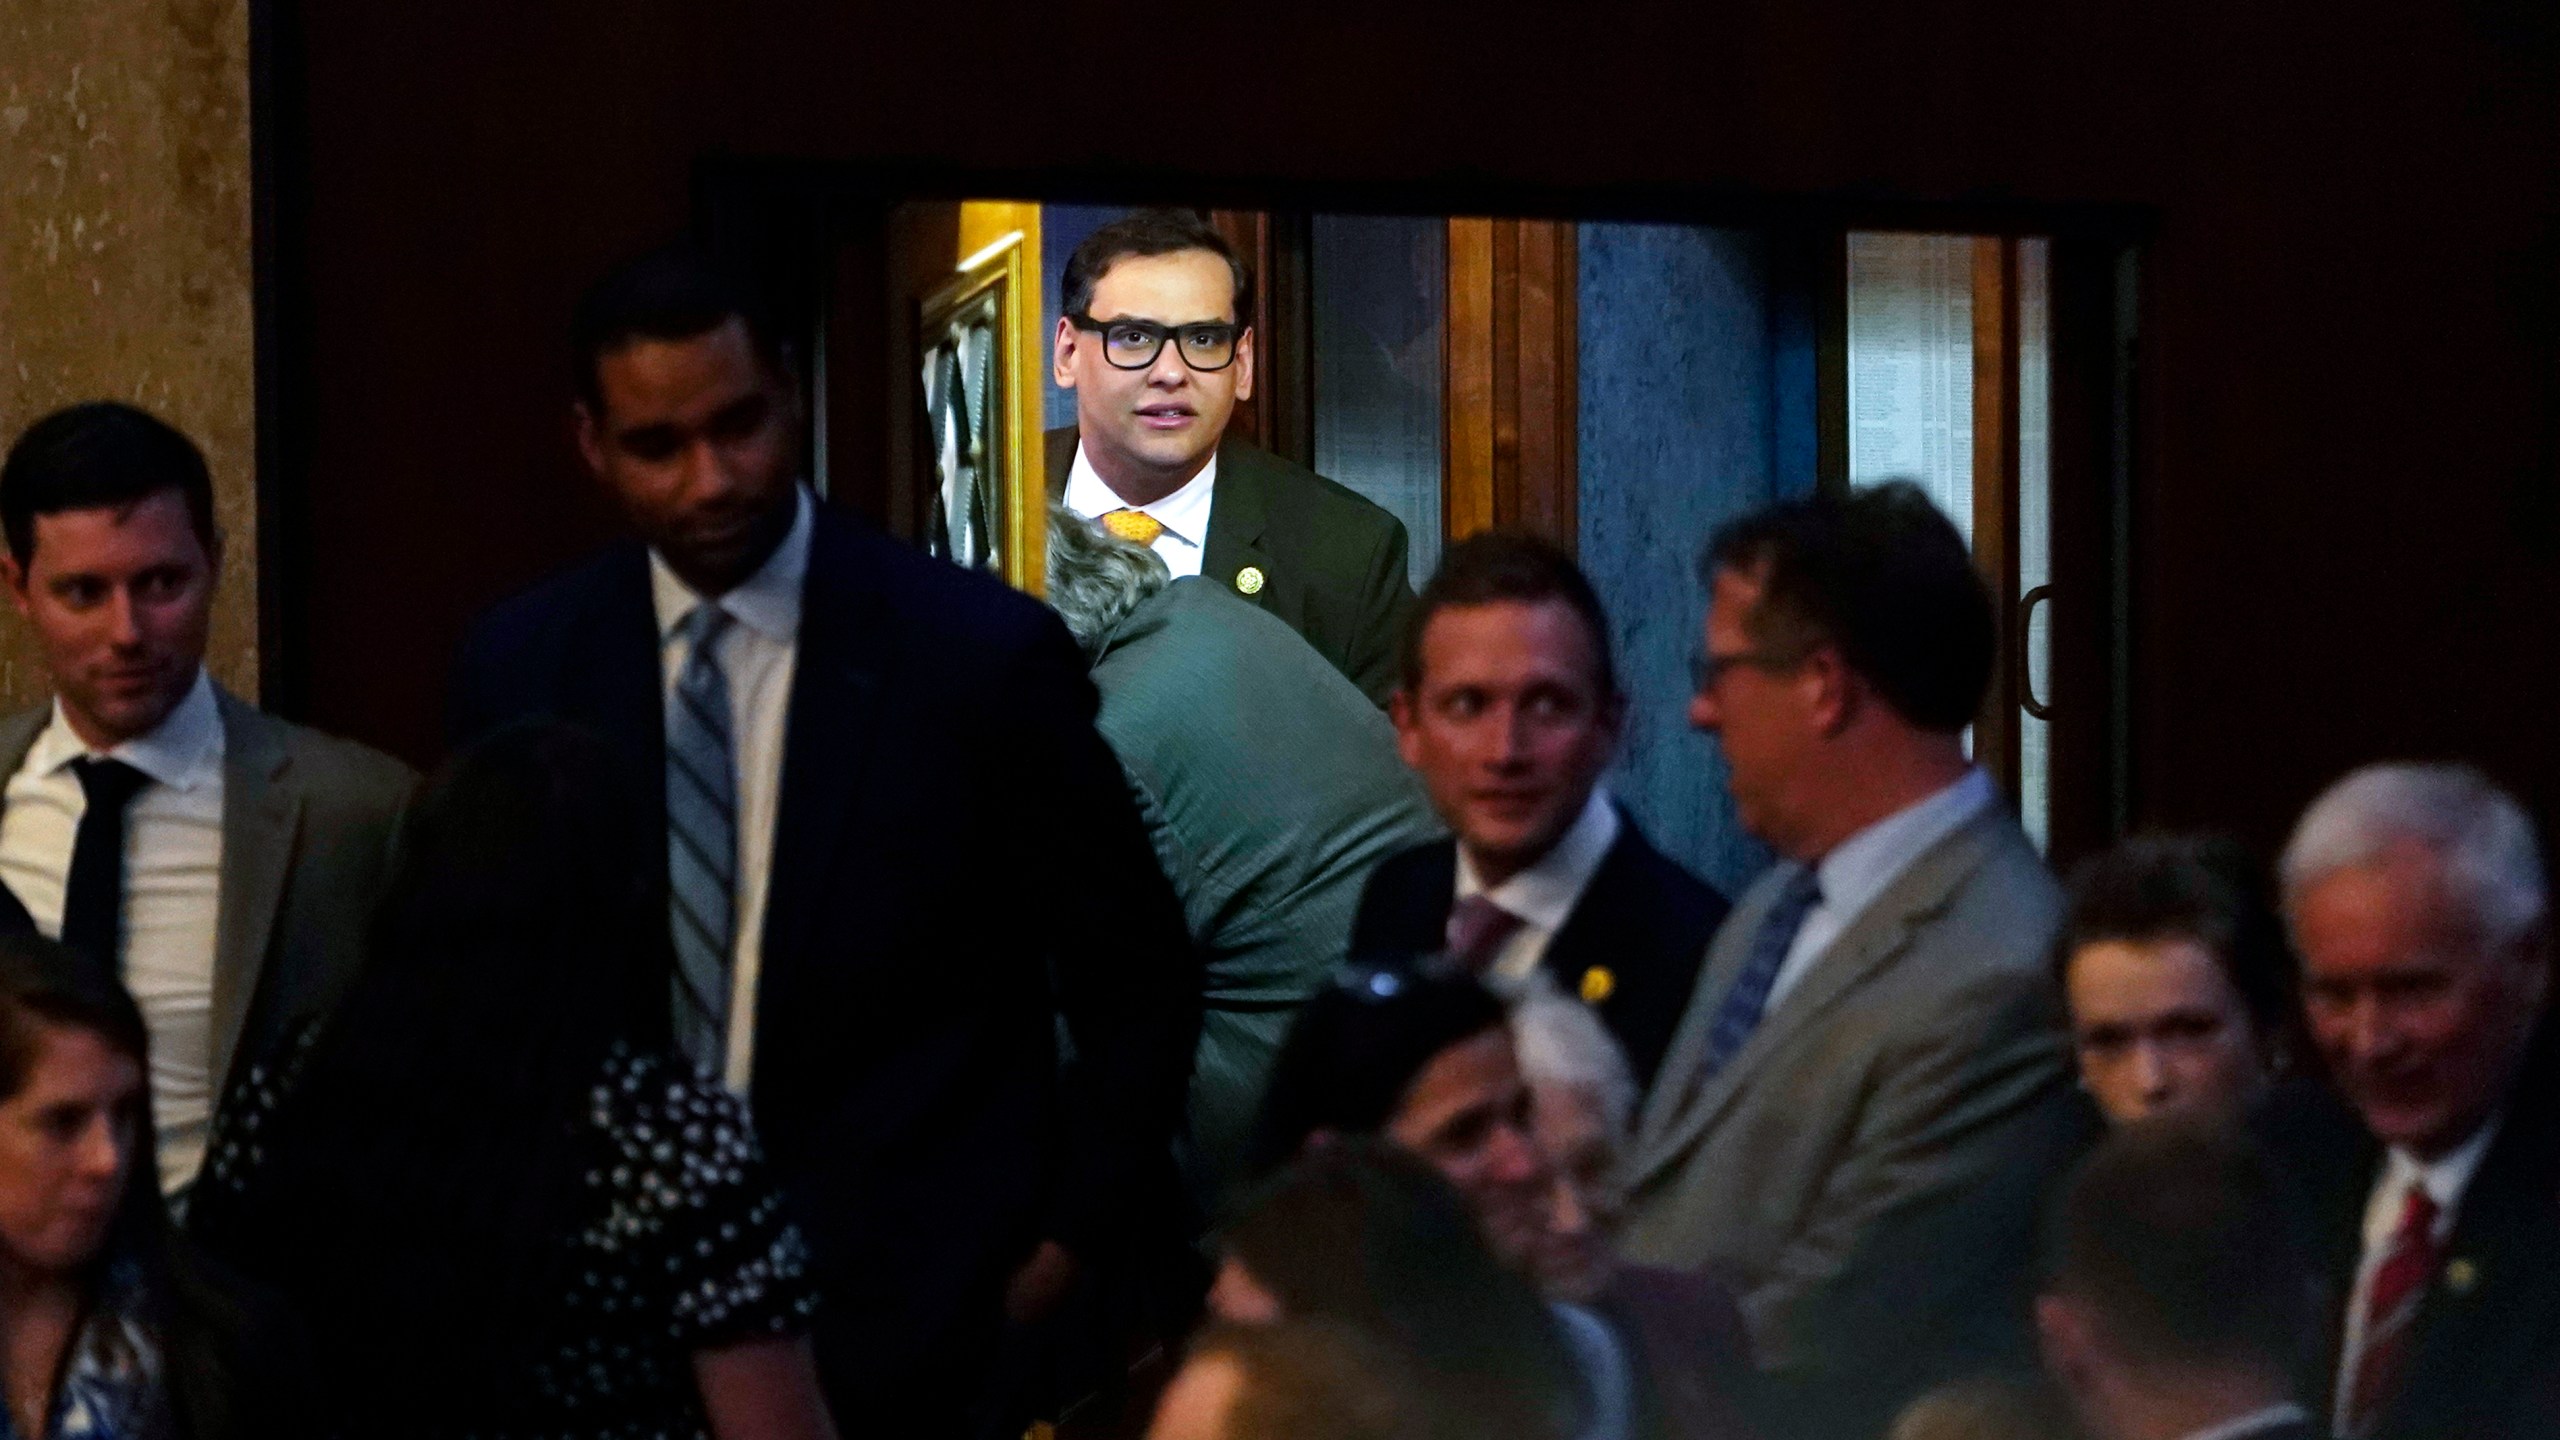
[[2342, 1184, 2441, 1437], [1445, 895, 1525, 973]]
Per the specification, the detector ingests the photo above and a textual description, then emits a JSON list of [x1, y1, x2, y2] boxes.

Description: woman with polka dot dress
[[188, 722, 839, 1440]]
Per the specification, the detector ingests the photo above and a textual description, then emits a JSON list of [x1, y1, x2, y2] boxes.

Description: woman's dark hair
[[1244, 959, 1509, 1182], [1223, 1142, 1577, 1440], [2058, 832, 2299, 1063], [0, 933, 164, 1260], [0, 935, 318, 1436], [1223, 1142, 1566, 1434], [1183, 1320, 1436, 1440], [214, 721, 674, 1425]]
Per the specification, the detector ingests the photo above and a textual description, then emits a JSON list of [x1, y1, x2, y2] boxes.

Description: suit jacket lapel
[[1201, 442, 1274, 609], [1377, 843, 1458, 955], [1629, 815, 2004, 1189], [561, 547, 668, 822], [1543, 825, 1645, 982], [209, 691, 299, 1105], [0, 708, 50, 933], [761, 514, 889, 973]]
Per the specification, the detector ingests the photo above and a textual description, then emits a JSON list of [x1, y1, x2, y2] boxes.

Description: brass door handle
[[2018, 584, 2054, 721]]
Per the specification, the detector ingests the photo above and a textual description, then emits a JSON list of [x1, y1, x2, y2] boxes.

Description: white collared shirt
[[0, 669, 225, 1192], [649, 485, 811, 1094], [2179, 1402, 2313, 1440], [1763, 767, 1998, 1014], [2332, 1116, 2500, 1431], [1454, 789, 1622, 987], [1062, 440, 1216, 580]]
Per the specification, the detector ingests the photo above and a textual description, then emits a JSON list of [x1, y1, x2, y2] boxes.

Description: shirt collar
[[1063, 440, 1217, 548], [2384, 1111, 2502, 1220], [1455, 788, 1622, 933], [1812, 767, 1998, 928], [2177, 1402, 2313, 1440], [650, 485, 812, 645], [31, 668, 224, 793]]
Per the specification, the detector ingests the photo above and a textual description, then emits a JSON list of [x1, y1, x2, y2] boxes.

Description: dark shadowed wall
[[264, 0, 2560, 859]]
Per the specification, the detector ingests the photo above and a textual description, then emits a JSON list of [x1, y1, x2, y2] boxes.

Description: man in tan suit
[[0, 403, 412, 1197], [1621, 482, 2084, 1440]]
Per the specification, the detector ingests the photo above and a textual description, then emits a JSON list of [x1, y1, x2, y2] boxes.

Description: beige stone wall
[[0, 0, 256, 705]]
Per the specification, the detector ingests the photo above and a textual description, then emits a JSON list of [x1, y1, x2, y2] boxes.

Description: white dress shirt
[[2179, 1402, 2313, 1440], [0, 670, 225, 1192], [650, 485, 811, 1093], [1454, 788, 1622, 989], [1063, 440, 1216, 580], [1764, 767, 1998, 1014], [2331, 1116, 2499, 1431]]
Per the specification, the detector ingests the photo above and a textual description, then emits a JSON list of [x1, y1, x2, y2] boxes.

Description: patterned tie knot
[[1100, 509, 1165, 546], [1445, 895, 1526, 973], [71, 756, 151, 813], [681, 602, 733, 651]]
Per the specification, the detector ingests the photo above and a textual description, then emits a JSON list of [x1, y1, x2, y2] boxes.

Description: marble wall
[[0, 0, 256, 704]]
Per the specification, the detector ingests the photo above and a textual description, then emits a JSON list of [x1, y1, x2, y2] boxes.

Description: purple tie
[[1445, 895, 1526, 973]]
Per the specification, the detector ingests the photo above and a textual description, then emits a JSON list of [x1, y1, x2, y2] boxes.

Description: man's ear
[[1802, 645, 1858, 738], [1231, 325, 1255, 404], [1390, 689, 1424, 766], [0, 551, 28, 618], [1053, 315, 1082, 389], [572, 402, 607, 479]]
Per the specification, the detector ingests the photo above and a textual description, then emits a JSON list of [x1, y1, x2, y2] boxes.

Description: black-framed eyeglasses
[[1067, 313, 1243, 372], [1689, 647, 1804, 695]]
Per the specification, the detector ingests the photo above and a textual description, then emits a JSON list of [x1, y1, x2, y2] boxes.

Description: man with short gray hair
[[2268, 761, 2560, 1440], [1047, 508, 1438, 1210]]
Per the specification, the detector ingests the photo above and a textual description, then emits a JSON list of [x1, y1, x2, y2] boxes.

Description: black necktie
[[62, 757, 151, 971]]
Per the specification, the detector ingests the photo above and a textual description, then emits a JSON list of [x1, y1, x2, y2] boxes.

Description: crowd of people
[[0, 206, 2549, 1440]]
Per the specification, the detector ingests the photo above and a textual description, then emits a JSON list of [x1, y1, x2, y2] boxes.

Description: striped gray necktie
[[666, 602, 737, 1073]]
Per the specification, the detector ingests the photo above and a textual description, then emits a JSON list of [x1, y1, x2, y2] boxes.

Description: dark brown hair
[[1, 402, 219, 569], [2058, 832, 2298, 1056], [1400, 530, 1617, 698], [1702, 480, 1993, 732], [1060, 208, 1253, 323]]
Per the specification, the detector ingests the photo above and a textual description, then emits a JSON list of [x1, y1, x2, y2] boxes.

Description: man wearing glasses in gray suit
[[1622, 482, 2086, 1440]]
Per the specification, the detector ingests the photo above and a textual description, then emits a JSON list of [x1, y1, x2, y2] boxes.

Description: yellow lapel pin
[[2446, 1258, 2480, 1295], [1236, 565, 1265, 596], [1580, 966, 1616, 1004]]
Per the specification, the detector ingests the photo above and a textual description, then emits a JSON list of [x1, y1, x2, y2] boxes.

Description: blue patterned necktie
[[665, 603, 737, 1074], [1698, 867, 1824, 1082]]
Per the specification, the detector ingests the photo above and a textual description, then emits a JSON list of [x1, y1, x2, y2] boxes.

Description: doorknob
[[2018, 584, 2054, 720]]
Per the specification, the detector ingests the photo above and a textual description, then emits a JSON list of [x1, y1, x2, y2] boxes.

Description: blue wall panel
[[1578, 223, 1804, 898]]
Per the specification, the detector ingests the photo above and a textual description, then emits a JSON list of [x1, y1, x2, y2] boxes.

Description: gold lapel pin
[[1235, 565, 1265, 596], [2446, 1258, 2480, 1295], [1580, 966, 1616, 1004]]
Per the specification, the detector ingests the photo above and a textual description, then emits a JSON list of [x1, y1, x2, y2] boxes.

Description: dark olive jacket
[[1046, 427, 1417, 705]]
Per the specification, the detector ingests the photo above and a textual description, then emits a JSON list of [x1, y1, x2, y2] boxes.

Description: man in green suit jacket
[[1048, 209, 1416, 706], [1045, 507, 1440, 1212]]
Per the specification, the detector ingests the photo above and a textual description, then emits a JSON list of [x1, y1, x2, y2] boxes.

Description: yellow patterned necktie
[[1100, 508, 1165, 546]]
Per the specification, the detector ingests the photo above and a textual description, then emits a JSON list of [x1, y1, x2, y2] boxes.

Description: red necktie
[[1445, 895, 1525, 973], [2343, 1184, 2442, 1437]]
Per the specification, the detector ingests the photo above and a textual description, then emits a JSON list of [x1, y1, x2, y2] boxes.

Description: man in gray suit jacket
[[1046, 507, 1439, 1211], [1621, 482, 2084, 1440], [0, 403, 412, 1196]]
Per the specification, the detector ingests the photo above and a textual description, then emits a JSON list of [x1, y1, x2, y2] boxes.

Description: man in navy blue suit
[[449, 247, 1197, 1439], [1350, 531, 1727, 1090]]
